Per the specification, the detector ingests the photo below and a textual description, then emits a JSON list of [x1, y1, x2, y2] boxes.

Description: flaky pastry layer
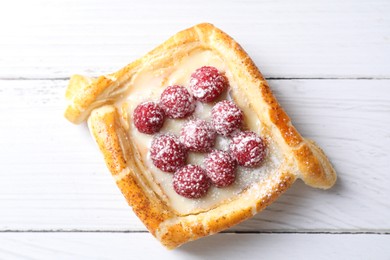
[[65, 23, 336, 249]]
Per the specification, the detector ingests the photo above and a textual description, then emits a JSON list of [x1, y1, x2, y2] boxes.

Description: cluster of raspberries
[[133, 66, 266, 199]]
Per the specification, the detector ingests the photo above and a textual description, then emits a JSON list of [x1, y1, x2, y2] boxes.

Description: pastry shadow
[[232, 177, 343, 232], [177, 232, 262, 256], [178, 178, 343, 255]]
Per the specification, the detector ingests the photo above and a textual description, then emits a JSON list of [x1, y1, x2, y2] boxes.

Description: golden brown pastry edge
[[65, 23, 337, 249]]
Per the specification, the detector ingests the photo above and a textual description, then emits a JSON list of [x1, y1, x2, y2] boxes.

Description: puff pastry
[[64, 23, 337, 249]]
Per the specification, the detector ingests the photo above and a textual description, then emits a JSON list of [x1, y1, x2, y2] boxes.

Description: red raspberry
[[173, 165, 210, 198], [180, 119, 217, 152], [204, 150, 237, 187], [229, 131, 267, 167], [212, 100, 243, 136], [189, 66, 228, 102], [133, 101, 165, 134], [160, 85, 196, 119], [150, 134, 187, 173]]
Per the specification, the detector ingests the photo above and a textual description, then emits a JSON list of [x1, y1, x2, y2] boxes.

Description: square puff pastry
[[64, 23, 336, 249]]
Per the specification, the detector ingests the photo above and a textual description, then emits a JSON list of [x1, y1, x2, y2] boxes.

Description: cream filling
[[120, 50, 283, 215]]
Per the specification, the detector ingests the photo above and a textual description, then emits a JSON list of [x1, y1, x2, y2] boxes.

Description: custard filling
[[119, 49, 283, 215]]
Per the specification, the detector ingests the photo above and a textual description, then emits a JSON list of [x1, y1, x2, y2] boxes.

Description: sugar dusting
[[189, 66, 227, 102], [204, 150, 236, 187], [230, 131, 267, 167], [173, 165, 210, 199], [133, 101, 165, 134], [150, 134, 186, 172], [124, 50, 283, 215], [212, 100, 243, 136], [160, 85, 196, 118], [180, 119, 216, 152]]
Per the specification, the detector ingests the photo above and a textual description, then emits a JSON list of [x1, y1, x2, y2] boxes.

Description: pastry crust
[[65, 23, 336, 249]]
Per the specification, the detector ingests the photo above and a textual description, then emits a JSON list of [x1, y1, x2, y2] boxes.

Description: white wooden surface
[[1, 233, 389, 260], [0, 0, 389, 259]]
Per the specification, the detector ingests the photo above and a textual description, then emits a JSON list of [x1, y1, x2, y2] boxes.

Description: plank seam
[[0, 230, 389, 235]]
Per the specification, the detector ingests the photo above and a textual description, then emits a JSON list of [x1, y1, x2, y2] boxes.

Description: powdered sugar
[[204, 150, 237, 187], [180, 119, 217, 152], [189, 66, 228, 102], [125, 50, 283, 214], [230, 131, 267, 167], [160, 85, 196, 119], [173, 165, 211, 199], [212, 100, 243, 136], [150, 134, 186, 173], [133, 101, 165, 134]]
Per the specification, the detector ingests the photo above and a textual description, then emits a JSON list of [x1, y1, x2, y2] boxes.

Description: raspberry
[[229, 131, 267, 167], [189, 66, 228, 102], [133, 101, 165, 134], [204, 150, 237, 187], [180, 119, 217, 152], [173, 165, 210, 198], [160, 85, 196, 119], [212, 100, 243, 136], [150, 134, 187, 173]]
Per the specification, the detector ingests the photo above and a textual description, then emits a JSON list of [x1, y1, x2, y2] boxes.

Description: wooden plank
[[0, 232, 389, 259], [0, 0, 389, 79], [0, 79, 389, 231]]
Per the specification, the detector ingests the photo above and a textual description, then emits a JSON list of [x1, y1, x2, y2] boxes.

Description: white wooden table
[[1, 0, 389, 259]]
